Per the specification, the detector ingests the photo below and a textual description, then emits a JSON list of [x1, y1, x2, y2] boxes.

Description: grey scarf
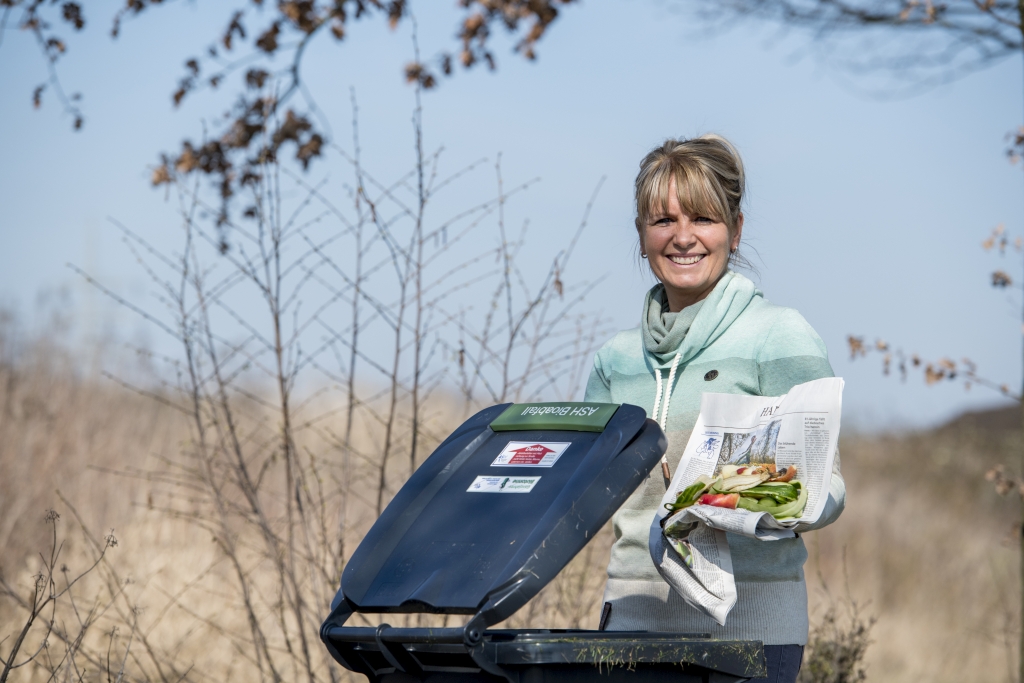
[[642, 285, 704, 365], [640, 272, 761, 368]]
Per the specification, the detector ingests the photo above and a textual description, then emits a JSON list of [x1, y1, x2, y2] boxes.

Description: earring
[[641, 253, 648, 259]]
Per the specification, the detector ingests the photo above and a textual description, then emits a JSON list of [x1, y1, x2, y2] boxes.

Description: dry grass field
[[805, 406, 1023, 682], [0, 330, 612, 683], [2, 333, 1021, 683]]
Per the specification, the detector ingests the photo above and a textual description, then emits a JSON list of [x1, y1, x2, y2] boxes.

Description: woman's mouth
[[667, 254, 705, 265]]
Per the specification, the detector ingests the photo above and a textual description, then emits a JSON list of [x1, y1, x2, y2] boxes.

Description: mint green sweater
[[584, 272, 845, 644]]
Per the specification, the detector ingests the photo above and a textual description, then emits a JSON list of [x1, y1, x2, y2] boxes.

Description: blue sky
[[2, 0, 1022, 429]]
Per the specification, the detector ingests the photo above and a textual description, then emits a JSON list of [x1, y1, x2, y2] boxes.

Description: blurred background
[[3, 0, 1023, 427], [1, 1, 1023, 682]]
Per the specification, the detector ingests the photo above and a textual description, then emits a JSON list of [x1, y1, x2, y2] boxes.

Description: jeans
[[747, 645, 804, 683]]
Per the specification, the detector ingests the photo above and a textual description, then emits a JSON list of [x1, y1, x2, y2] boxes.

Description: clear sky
[[2, 0, 1022, 429]]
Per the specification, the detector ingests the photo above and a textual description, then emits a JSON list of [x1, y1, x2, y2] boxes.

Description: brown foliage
[[9, 0, 579, 246], [5, 0, 86, 129], [850, 225, 1023, 399]]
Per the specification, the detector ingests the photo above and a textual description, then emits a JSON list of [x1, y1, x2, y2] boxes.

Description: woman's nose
[[671, 219, 697, 248]]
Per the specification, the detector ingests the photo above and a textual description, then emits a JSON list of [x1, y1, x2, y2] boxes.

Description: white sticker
[[491, 441, 570, 468], [467, 475, 541, 493]]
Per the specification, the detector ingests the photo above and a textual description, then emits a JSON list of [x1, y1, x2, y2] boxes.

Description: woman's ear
[[731, 213, 744, 251], [635, 218, 645, 256]]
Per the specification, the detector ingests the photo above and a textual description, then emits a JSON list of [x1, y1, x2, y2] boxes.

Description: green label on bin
[[489, 402, 619, 433]]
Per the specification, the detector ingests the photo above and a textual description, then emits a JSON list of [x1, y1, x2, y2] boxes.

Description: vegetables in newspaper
[[664, 465, 806, 520]]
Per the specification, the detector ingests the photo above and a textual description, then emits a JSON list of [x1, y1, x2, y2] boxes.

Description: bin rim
[[319, 621, 767, 681]]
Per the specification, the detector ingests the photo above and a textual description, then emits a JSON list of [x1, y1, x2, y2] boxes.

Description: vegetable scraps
[[665, 464, 807, 520]]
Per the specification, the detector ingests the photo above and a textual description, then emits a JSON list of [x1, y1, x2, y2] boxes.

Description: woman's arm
[[583, 347, 613, 403]]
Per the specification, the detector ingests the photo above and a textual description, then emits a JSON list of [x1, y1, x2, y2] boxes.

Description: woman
[[584, 135, 845, 683]]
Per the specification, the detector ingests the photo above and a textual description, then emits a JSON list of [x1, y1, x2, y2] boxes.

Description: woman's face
[[639, 177, 742, 312]]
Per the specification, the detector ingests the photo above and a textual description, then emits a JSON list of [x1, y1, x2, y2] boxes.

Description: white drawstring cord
[[652, 364, 663, 424], [653, 352, 681, 481], [660, 353, 681, 430]]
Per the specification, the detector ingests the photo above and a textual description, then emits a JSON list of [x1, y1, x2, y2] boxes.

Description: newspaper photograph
[[649, 377, 844, 624]]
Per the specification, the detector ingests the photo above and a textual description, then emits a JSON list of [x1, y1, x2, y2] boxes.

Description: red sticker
[[491, 441, 570, 467]]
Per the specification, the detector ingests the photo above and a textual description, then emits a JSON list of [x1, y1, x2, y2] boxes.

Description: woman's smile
[[667, 253, 706, 266]]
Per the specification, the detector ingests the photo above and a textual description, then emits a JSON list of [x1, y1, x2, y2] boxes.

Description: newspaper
[[648, 377, 844, 625]]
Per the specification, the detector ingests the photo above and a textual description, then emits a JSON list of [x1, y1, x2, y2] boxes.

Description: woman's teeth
[[668, 254, 705, 265]]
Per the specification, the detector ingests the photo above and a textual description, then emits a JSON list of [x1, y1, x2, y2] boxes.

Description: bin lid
[[332, 402, 665, 627]]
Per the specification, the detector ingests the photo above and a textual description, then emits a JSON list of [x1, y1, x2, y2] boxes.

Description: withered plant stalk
[[37, 83, 611, 683]]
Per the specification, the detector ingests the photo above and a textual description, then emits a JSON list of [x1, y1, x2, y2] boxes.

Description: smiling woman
[[585, 135, 847, 683], [636, 135, 745, 311]]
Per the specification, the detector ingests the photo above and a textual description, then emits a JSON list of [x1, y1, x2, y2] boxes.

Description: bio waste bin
[[320, 402, 766, 683]]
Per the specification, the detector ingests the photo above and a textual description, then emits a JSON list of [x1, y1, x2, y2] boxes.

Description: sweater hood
[[641, 271, 761, 369]]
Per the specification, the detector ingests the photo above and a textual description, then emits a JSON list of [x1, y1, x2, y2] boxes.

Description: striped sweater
[[584, 272, 845, 645]]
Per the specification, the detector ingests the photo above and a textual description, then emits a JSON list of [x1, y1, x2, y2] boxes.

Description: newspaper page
[[649, 377, 844, 625]]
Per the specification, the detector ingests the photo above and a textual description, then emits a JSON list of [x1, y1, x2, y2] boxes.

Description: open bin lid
[[320, 402, 768, 682], [323, 402, 664, 632]]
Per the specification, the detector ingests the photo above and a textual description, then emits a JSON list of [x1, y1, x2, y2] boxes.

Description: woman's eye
[[652, 217, 672, 226], [694, 216, 713, 224]]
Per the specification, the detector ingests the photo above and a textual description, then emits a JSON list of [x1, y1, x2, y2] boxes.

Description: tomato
[[697, 493, 739, 509]]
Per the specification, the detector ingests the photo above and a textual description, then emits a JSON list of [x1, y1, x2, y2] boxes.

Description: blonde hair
[[635, 133, 746, 244]]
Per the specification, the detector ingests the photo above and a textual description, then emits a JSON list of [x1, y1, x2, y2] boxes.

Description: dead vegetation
[[5, 325, 1022, 683], [1, 86, 611, 683], [803, 407, 1022, 682]]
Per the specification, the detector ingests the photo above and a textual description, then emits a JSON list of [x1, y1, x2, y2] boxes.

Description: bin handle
[[463, 615, 517, 683], [374, 624, 424, 676]]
